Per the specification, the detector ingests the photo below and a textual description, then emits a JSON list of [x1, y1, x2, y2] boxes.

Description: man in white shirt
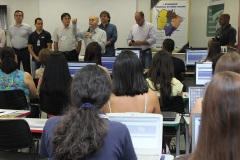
[[72, 15, 106, 54], [9, 10, 32, 73], [0, 29, 6, 49], [127, 11, 156, 69], [53, 13, 82, 61]]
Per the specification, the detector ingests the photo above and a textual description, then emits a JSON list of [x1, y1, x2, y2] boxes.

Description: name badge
[[60, 36, 67, 41], [37, 39, 40, 46]]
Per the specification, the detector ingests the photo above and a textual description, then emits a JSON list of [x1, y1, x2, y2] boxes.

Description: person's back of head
[[211, 53, 224, 74], [52, 65, 112, 159], [40, 52, 71, 94], [112, 50, 148, 96], [149, 50, 174, 101], [214, 51, 240, 74], [162, 38, 175, 53], [39, 48, 53, 65], [192, 71, 240, 160], [206, 41, 221, 61], [84, 42, 102, 65], [0, 46, 18, 74]]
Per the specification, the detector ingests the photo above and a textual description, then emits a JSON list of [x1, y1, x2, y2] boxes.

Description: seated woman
[[84, 42, 102, 65], [38, 52, 72, 116], [175, 71, 240, 160], [147, 50, 183, 100], [35, 48, 53, 79], [39, 65, 137, 160], [199, 41, 221, 62], [189, 51, 240, 137], [0, 46, 37, 110], [103, 50, 160, 114]]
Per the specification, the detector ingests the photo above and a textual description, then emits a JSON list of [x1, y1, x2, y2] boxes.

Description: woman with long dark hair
[[147, 50, 183, 101], [39, 65, 137, 160], [103, 50, 160, 114], [176, 71, 240, 160]]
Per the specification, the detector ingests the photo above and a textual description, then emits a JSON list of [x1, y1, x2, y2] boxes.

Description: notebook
[[185, 48, 208, 71], [161, 112, 176, 121], [67, 61, 96, 76], [195, 62, 212, 86], [191, 113, 201, 151], [107, 113, 162, 160], [115, 48, 142, 58], [101, 56, 117, 74], [188, 87, 206, 113]]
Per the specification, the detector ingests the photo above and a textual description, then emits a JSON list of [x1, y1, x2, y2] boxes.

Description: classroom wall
[[1, 0, 238, 50]]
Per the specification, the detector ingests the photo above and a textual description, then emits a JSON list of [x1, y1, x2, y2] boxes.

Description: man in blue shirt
[[98, 11, 118, 56]]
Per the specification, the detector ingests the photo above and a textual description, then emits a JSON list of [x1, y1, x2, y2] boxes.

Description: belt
[[142, 48, 151, 52], [13, 47, 28, 51], [61, 49, 76, 54]]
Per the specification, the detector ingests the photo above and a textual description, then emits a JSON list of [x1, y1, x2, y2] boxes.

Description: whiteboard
[[39, 0, 137, 55]]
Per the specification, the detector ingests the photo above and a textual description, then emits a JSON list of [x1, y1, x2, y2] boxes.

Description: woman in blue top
[[0, 46, 37, 109], [39, 65, 137, 160]]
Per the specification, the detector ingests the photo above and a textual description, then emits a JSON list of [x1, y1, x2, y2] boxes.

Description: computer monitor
[[185, 48, 208, 66], [68, 61, 96, 76], [188, 86, 206, 113], [115, 48, 142, 58], [195, 62, 212, 86], [101, 56, 117, 74], [192, 113, 201, 151]]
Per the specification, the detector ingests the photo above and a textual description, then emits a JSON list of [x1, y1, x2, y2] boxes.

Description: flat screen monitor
[[195, 62, 212, 86], [188, 87, 206, 113], [192, 113, 201, 151], [115, 48, 141, 58], [101, 56, 117, 74], [185, 48, 208, 66], [68, 61, 96, 76]]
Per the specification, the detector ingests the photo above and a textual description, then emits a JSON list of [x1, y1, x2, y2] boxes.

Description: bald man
[[215, 14, 236, 47], [127, 11, 156, 69], [72, 15, 106, 53]]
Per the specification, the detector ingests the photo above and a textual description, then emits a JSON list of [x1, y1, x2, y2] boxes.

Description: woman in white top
[[147, 50, 183, 100]]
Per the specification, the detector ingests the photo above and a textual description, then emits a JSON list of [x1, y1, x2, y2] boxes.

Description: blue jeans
[[142, 48, 152, 69], [31, 61, 42, 78]]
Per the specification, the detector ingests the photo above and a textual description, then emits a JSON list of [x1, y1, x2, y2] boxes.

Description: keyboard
[[137, 155, 160, 160]]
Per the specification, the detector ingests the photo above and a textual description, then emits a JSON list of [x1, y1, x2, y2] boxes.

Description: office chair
[[0, 90, 29, 110], [0, 119, 36, 160], [39, 92, 70, 116], [160, 96, 186, 153]]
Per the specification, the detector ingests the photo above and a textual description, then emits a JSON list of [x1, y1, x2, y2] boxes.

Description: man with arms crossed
[[9, 10, 32, 74], [99, 11, 117, 56], [53, 13, 82, 61], [0, 29, 6, 49], [28, 18, 52, 77], [127, 11, 156, 69], [72, 15, 106, 54], [214, 14, 236, 47]]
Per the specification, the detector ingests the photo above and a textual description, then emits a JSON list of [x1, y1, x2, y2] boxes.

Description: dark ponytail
[[0, 47, 18, 74], [52, 65, 111, 159]]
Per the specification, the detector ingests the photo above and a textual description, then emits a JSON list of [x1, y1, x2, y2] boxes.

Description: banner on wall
[[206, 4, 224, 37], [209, 0, 225, 5], [151, 1, 189, 52]]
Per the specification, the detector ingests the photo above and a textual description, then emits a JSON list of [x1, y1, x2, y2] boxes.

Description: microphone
[[87, 25, 92, 33]]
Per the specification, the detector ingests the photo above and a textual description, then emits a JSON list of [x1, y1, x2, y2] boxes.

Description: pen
[[160, 155, 165, 160]]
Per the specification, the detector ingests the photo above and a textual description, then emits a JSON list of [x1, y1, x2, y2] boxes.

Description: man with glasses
[[9, 10, 32, 74]]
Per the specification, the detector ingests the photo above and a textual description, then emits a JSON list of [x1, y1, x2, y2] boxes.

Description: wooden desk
[[0, 109, 30, 118]]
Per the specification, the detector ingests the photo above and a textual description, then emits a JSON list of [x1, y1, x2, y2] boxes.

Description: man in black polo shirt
[[214, 14, 236, 47], [162, 38, 185, 82], [28, 18, 52, 77]]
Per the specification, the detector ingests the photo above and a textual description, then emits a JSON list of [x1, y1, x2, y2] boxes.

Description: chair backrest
[[0, 90, 29, 110], [0, 119, 34, 149], [160, 96, 185, 114], [39, 92, 69, 115]]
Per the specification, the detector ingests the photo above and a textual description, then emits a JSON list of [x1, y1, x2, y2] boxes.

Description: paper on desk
[[0, 110, 17, 117], [22, 118, 47, 128]]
